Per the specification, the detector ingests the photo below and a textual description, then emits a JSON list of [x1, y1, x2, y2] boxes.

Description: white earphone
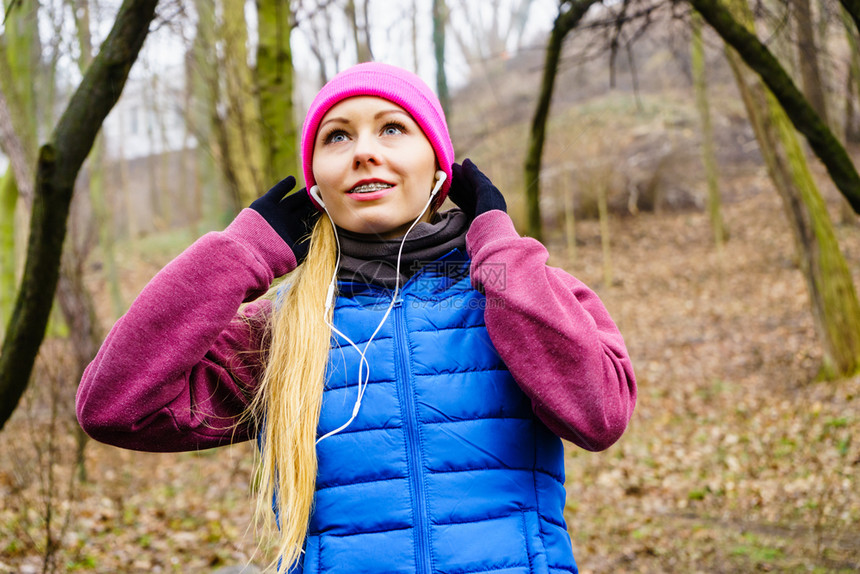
[[315, 170, 447, 445], [431, 170, 447, 198], [309, 185, 326, 208]]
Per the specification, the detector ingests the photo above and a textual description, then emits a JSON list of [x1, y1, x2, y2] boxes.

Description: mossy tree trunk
[[190, 0, 227, 228], [687, 0, 860, 214], [842, 9, 860, 143], [256, 0, 298, 184], [0, 0, 160, 431], [691, 10, 726, 251], [841, 0, 860, 33], [724, 0, 860, 379], [0, 170, 18, 330], [795, 0, 829, 126], [524, 0, 599, 241], [0, 0, 39, 335], [221, 0, 265, 206]]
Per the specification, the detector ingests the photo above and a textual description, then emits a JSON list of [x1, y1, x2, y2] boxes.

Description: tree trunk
[[412, 0, 420, 73], [0, 170, 18, 331], [0, 0, 45, 333], [433, 0, 451, 119], [73, 0, 124, 318], [190, 0, 228, 228], [562, 169, 577, 261], [597, 168, 612, 289], [256, 0, 298, 184], [221, 0, 265, 206], [795, 0, 829, 126], [691, 11, 726, 250], [843, 8, 860, 143], [0, 0, 160, 431], [1, 0, 39, 169], [840, 0, 860, 33], [688, 0, 860, 214], [346, 0, 372, 63], [725, 0, 860, 379], [524, 0, 599, 241]]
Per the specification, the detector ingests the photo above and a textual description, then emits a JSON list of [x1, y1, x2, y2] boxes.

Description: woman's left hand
[[448, 159, 507, 220]]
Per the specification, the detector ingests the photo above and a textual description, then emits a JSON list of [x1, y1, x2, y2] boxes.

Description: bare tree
[[0, 0, 160, 430], [722, 0, 860, 378], [687, 0, 860, 213], [524, 0, 601, 241], [691, 10, 726, 249]]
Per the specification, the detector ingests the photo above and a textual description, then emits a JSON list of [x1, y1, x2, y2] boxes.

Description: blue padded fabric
[[283, 250, 577, 574]]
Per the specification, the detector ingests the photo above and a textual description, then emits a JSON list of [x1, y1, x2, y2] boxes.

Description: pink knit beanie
[[301, 62, 454, 210]]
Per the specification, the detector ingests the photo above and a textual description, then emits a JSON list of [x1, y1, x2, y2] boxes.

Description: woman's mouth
[[347, 181, 394, 201], [348, 182, 393, 194]]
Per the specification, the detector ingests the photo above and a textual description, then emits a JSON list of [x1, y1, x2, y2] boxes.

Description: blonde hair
[[248, 215, 337, 570]]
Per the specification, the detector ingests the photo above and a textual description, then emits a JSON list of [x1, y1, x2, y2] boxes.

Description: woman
[[77, 62, 636, 573]]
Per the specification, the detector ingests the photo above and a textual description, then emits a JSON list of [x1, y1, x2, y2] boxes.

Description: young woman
[[77, 62, 636, 573]]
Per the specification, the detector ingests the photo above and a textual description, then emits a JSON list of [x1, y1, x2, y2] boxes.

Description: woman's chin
[[335, 212, 425, 239]]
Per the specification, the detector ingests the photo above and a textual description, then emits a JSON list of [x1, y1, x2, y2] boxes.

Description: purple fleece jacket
[[77, 209, 636, 453]]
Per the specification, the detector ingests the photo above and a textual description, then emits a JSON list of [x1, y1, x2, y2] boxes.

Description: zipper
[[394, 299, 431, 574]]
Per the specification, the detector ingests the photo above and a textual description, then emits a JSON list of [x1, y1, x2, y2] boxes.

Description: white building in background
[[101, 63, 196, 161]]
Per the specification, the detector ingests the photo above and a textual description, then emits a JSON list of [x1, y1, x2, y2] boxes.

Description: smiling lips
[[347, 181, 394, 201], [349, 182, 393, 193]]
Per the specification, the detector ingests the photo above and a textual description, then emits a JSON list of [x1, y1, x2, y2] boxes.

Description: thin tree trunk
[[190, 0, 226, 228], [0, 0, 160, 431], [562, 169, 577, 261], [689, 0, 860, 213], [360, 0, 373, 61], [692, 11, 726, 250], [433, 0, 451, 119], [411, 0, 420, 73], [256, 0, 298, 184], [842, 8, 860, 143], [73, 0, 123, 318], [795, 0, 829, 125], [840, 0, 860, 33], [597, 168, 612, 288], [346, 0, 372, 62], [221, 0, 265, 206], [725, 0, 860, 379], [0, 170, 18, 331], [846, 53, 860, 143], [524, 0, 599, 241]]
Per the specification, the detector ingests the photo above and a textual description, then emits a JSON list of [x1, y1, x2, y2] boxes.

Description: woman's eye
[[383, 123, 404, 136], [325, 130, 348, 144]]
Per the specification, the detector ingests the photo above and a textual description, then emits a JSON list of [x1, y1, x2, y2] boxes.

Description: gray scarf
[[336, 209, 469, 289]]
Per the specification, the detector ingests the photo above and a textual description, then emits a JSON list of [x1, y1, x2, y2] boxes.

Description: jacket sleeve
[[76, 209, 297, 452], [465, 210, 637, 451]]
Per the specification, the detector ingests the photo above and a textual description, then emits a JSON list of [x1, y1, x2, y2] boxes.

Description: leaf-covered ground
[[1, 171, 859, 572]]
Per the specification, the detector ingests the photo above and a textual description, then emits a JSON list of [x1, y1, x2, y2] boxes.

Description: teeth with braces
[[350, 182, 393, 193]]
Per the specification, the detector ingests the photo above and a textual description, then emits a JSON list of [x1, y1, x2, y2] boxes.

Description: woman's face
[[311, 96, 438, 238]]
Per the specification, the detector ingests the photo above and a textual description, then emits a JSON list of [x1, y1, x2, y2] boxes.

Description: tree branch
[[840, 0, 860, 34], [688, 0, 860, 213], [0, 0, 160, 430]]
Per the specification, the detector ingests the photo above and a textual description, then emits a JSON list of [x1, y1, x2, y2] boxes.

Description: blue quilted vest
[[289, 249, 577, 574]]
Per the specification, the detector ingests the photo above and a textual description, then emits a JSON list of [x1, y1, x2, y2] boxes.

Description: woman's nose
[[352, 134, 381, 168]]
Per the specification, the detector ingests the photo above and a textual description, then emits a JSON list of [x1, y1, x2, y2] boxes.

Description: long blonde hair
[[249, 215, 337, 570]]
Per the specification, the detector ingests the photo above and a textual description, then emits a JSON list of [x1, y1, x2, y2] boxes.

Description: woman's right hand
[[249, 176, 321, 264]]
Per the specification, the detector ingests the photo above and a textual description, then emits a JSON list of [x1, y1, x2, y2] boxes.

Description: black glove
[[249, 176, 320, 264], [448, 159, 507, 219]]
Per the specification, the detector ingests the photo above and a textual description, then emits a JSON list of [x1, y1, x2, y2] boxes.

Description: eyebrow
[[318, 109, 411, 132]]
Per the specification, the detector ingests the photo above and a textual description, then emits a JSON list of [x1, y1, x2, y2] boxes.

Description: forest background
[[0, 0, 859, 572]]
